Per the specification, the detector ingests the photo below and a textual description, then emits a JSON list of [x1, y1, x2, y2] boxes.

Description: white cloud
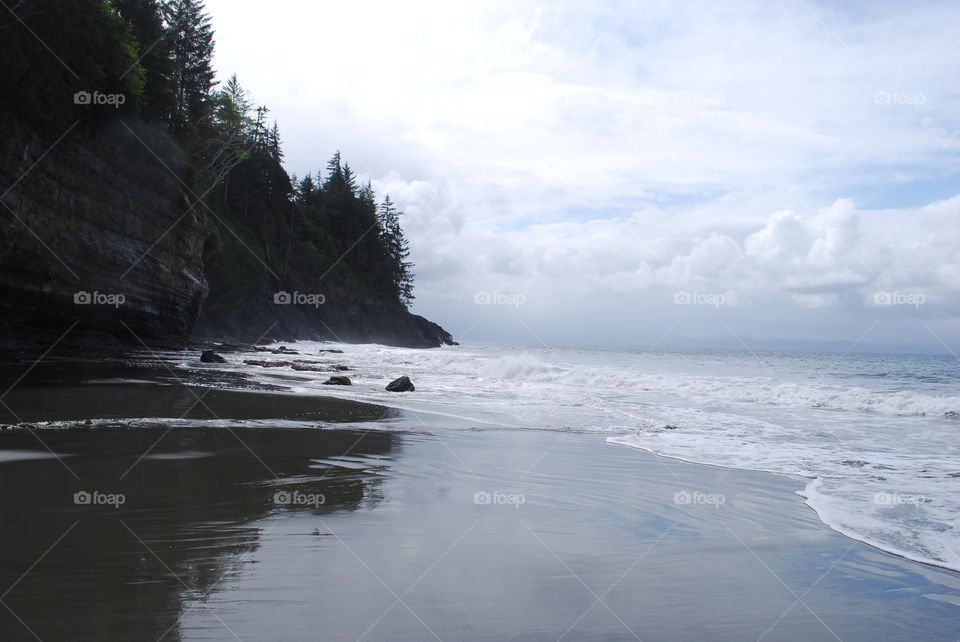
[[203, 0, 960, 348]]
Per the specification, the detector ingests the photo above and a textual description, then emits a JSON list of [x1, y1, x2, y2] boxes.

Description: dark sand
[[0, 361, 958, 640], [0, 360, 393, 424]]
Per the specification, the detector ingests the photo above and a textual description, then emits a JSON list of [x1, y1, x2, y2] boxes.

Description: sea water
[[223, 341, 959, 572]]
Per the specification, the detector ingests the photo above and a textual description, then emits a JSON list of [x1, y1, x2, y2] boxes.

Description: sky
[[203, 0, 960, 353]]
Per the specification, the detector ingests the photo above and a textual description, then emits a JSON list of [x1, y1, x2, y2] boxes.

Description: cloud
[[379, 171, 960, 343], [203, 0, 960, 348]]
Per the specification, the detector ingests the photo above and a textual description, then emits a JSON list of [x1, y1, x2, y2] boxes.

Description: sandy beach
[[0, 359, 957, 640]]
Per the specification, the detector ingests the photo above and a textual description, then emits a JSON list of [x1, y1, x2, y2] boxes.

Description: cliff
[[0, 115, 207, 346], [0, 115, 454, 350]]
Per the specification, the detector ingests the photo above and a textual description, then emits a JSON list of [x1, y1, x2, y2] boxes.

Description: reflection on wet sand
[[0, 426, 397, 641], [2, 360, 960, 641]]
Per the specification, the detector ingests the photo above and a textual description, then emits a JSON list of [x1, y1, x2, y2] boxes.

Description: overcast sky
[[204, 0, 959, 352]]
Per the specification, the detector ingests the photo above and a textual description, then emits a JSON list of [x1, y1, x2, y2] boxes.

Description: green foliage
[[1, 0, 418, 318], [378, 196, 416, 305], [113, 0, 175, 119], [163, 0, 216, 128], [0, 0, 147, 131]]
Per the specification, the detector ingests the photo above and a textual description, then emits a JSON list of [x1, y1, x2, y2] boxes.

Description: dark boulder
[[200, 350, 227, 363], [323, 376, 352, 386], [386, 376, 415, 392], [318, 349, 345, 354]]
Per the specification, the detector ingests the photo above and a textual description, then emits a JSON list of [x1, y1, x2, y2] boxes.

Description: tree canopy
[[1, 0, 418, 311]]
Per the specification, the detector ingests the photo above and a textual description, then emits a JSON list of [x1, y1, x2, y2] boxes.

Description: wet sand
[[0, 359, 393, 424], [0, 361, 958, 640]]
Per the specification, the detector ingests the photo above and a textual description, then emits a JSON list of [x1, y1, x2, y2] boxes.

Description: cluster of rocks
[[199, 349, 416, 392]]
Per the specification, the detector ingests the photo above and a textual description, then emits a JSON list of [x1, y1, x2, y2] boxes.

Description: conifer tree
[[268, 122, 283, 162], [164, 0, 216, 126], [378, 196, 415, 306], [113, 0, 174, 118], [323, 151, 345, 191]]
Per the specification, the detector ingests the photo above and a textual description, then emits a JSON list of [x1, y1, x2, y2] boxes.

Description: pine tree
[[342, 162, 358, 196], [203, 73, 252, 188], [215, 74, 251, 133], [297, 173, 316, 202], [268, 122, 283, 162], [164, 0, 216, 127], [378, 196, 415, 306], [323, 151, 345, 191], [113, 0, 174, 118]]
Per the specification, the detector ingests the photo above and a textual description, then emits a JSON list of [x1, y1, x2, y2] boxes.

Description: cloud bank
[[205, 0, 960, 350]]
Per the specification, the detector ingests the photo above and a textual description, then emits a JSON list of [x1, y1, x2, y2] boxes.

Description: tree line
[[1, 0, 416, 309]]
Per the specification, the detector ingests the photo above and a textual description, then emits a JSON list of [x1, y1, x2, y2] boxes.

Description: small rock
[[332, 365, 350, 371], [201, 350, 227, 363], [244, 360, 294, 368], [323, 376, 352, 386], [291, 364, 326, 372], [386, 376, 415, 392], [318, 349, 345, 354], [271, 346, 298, 355]]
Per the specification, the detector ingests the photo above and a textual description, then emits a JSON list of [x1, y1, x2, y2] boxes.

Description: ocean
[[231, 341, 960, 573]]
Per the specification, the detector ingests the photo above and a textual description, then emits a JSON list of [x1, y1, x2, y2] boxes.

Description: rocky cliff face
[[0, 115, 454, 350], [193, 297, 456, 348], [0, 115, 208, 345]]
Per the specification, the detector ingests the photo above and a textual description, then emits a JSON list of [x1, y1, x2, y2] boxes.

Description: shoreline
[[609, 436, 960, 574], [2, 423, 957, 639], [4, 351, 958, 576], [0, 352, 957, 639]]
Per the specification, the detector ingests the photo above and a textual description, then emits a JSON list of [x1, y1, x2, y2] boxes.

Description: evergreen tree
[[342, 162, 358, 196], [0, 0, 146, 130], [112, 0, 174, 118], [378, 196, 415, 306], [164, 0, 216, 127], [268, 121, 283, 162], [296, 173, 316, 202], [203, 73, 252, 188], [323, 151, 345, 191]]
